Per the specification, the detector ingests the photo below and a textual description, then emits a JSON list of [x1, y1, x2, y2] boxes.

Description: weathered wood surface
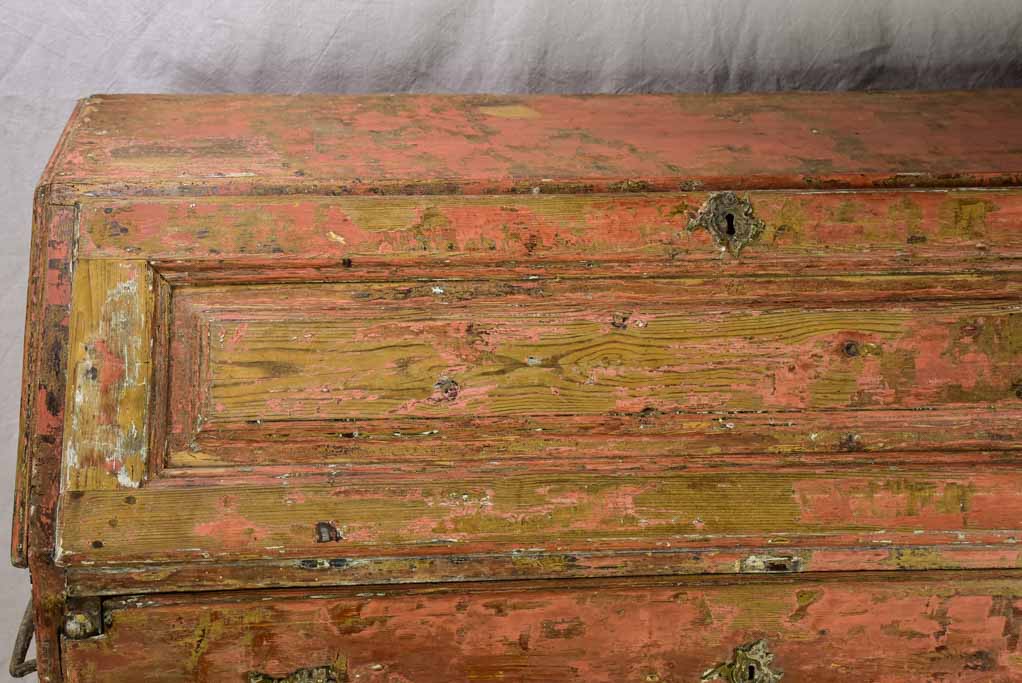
[[80, 191, 1022, 275], [62, 542, 1022, 597], [62, 260, 152, 491], [57, 461, 1022, 566], [11, 198, 77, 683], [167, 410, 1022, 471], [61, 571, 1022, 682], [159, 276, 1022, 470], [14, 91, 1022, 682], [173, 282, 1020, 422], [42, 91, 1022, 200]]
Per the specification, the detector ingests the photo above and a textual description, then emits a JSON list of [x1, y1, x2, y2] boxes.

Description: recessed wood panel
[[162, 277, 1022, 468]]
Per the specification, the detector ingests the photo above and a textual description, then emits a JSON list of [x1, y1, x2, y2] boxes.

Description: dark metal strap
[[9, 600, 37, 678]]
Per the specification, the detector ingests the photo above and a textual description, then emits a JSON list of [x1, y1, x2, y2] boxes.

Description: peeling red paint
[[17, 92, 1022, 683], [61, 573, 1022, 682]]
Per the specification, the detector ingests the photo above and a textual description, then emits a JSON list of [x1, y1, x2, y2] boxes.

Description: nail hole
[[842, 340, 860, 357], [839, 433, 864, 451], [341, 257, 353, 268], [725, 213, 736, 236]]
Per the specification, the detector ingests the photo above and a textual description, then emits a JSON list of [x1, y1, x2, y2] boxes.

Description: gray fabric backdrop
[[1, 1, 1021, 678]]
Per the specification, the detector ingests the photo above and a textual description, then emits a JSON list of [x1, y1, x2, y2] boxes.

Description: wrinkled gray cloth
[[1, 1, 1020, 677]]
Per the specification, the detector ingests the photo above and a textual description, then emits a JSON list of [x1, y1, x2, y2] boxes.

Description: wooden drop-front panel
[[14, 92, 1022, 681], [54, 197, 1022, 573]]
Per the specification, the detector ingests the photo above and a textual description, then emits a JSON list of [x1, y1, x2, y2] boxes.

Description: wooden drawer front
[[62, 572, 1022, 682]]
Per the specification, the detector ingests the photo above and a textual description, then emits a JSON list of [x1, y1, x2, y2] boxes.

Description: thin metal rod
[[9, 600, 37, 678]]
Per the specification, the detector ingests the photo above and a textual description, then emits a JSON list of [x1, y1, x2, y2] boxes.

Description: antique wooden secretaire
[[10, 91, 1022, 681]]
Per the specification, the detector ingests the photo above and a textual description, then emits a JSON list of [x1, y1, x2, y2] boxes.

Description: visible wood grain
[[17, 92, 1022, 682], [63, 543, 1022, 597], [43, 92, 1022, 200], [167, 409, 1022, 470], [62, 260, 153, 491], [78, 191, 1022, 276], [11, 198, 73, 566], [15, 198, 78, 683], [189, 288, 1021, 419], [56, 463, 1022, 566], [60, 571, 1022, 682], [158, 277, 1022, 469], [13, 98, 86, 591]]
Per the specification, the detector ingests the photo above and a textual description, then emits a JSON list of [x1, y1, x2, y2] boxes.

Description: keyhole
[[747, 664, 756, 680], [725, 213, 736, 236]]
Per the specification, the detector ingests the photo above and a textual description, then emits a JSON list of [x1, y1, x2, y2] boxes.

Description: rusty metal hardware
[[248, 659, 348, 682], [739, 554, 802, 573], [9, 600, 37, 678], [687, 191, 766, 255], [702, 639, 783, 682], [63, 597, 103, 640]]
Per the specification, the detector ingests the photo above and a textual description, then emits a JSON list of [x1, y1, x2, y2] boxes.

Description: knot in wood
[[432, 376, 460, 401]]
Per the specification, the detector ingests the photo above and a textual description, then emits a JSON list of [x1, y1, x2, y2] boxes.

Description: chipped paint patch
[[62, 260, 152, 491], [478, 104, 541, 119]]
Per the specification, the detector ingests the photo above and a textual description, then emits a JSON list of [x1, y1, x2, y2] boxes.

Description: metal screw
[[842, 340, 860, 357]]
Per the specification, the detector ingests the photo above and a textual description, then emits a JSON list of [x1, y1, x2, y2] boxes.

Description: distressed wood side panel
[[15, 199, 78, 683], [61, 572, 1022, 682], [62, 259, 153, 491], [12, 198, 74, 565]]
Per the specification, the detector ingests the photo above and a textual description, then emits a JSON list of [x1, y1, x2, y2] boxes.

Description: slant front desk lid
[[40, 90, 1022, 196], [17, 92, 1022, 595]]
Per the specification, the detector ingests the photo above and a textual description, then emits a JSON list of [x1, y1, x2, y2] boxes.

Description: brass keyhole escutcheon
[[686, 191, 766, 256]]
